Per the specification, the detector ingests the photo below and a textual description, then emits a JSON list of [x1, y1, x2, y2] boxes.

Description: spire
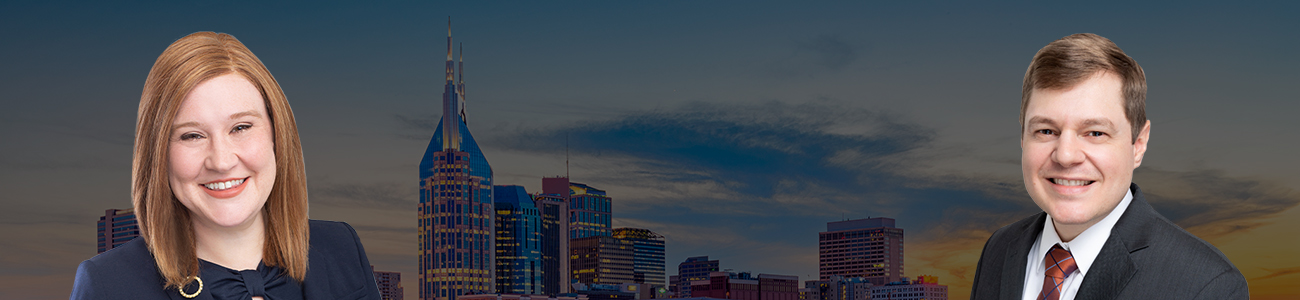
[[446, 17, 454, 82], [459, 42, 467, 122]]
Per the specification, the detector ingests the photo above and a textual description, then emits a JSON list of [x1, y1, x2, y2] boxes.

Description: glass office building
[[494, 185, 544, 295]]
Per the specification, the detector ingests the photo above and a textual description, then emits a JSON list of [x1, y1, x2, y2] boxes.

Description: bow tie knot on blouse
[[200, 260, 302, 300]]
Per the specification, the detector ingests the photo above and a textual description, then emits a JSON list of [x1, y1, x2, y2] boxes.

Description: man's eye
[[180, 132, 204, 141], [232, 124, 252, 133], [1086, 131, 1106, 137], [1036, 129, 1056, 135]]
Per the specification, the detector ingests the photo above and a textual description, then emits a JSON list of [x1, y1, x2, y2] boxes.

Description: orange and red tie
[[1038, 244, 1078, 300]]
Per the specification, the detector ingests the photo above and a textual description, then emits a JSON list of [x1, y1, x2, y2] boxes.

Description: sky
[[2, 1, 1299, 300]]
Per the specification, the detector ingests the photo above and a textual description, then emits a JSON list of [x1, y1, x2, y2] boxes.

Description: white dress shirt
[[1021, 188, 1133, 300]]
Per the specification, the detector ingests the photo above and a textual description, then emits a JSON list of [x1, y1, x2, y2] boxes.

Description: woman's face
[[168, 73, 276, 229]]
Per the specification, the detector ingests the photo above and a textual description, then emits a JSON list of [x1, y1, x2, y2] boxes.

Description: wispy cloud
[[309, 181, 416, 210]]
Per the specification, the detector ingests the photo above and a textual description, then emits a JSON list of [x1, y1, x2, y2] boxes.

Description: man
[[969, 33, 1247, 300]]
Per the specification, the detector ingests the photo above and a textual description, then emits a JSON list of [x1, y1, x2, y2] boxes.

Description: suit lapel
[[1074, 183, 1152, 300], [1000, 213, 1046, 300]]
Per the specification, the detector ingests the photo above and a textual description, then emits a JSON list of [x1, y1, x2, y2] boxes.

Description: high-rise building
[[676, 256, 719, 297], [869, 275, 946, 300], [803, 276, 870, 300], [97, 208, 139, 254], [611, 228, 666, 289], [534, 191, 570, 295], [495, 185, 544, 295], [419, 19, 496, 300], [570, 235, 635, 285], [818, 217, 903, 286], [567, 182, 611, 239], [373, 266, 405, 300]]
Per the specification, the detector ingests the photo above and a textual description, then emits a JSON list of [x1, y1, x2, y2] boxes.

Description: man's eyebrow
[[229, 110, 262, 120], [1081, 118, 1116, 129], [1026, 116, 1057, 127]]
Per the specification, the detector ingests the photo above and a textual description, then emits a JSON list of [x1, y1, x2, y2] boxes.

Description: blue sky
[[2, 1, 1299, 299]]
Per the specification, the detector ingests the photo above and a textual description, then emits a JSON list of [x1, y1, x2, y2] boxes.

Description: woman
[[71, 32, 382, 300]]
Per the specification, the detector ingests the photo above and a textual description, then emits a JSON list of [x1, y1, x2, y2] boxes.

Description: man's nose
[[1051, 132, 1085, 167]]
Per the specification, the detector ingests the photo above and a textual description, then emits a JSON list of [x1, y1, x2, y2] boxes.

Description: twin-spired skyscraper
[[418, 20, 495, 300]]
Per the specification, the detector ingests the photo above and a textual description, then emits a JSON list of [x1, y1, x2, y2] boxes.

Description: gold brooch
[[179, 276, 203, 298]]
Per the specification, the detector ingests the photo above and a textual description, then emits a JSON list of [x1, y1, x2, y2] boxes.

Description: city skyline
[[2, 2, 1299, 300]]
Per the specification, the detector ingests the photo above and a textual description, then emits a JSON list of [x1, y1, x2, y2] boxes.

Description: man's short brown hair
[[1021, 33, 1147, 143]]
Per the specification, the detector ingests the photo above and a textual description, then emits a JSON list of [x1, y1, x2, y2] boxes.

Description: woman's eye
[[232, 124, 252, 133], [179, 132, 204, 141]]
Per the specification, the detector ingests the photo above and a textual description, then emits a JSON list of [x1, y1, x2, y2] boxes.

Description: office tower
[[869, 276, 947, 300], [689, 272, 798, 300], [611, 228, 666, 289], [97, 208, 139, 254], [419, 19, 495, 300], [567, 182, 611, 239], [534, 192, 570, 294], [570, 235, 635, 285], [495, 185, 544, 295], [373, 266, 405, 300], [676, 256, 719, 297], [818, 217, 903, 286], [803, 276, 871, 300]]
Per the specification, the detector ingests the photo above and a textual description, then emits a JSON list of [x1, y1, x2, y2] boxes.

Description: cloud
[[309, 181, 416, 210], [1135, 168, 1300, 239], [1252, 266, 1300, 281]]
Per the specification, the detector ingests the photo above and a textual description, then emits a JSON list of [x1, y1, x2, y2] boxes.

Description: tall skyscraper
[[534, 191, 570, 295], [419, 19, 495, 300], [611, 227, 666, 289], [373, 266, 405, 300], [97, 208, 139, 254], [494, 185, 544, 295], [567, 182, 611, 238], [818, 217, 903, 286], [570, 235, 635, 285], [677, 256, 719, 297]]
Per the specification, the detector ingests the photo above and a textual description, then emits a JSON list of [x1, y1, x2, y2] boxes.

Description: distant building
[[496, 185, 545, 294], [818, 217, 903, 286], [460, 293, 587, 300], [669, 275, 681, 297], [97, 208, 139, 254], [567, 182, 612, 238], [689, 272, 797, 300], [373, 266, 404, 300], [571, 282, 647, 300], [677, 256, 719, 297], [612, 228, 667, 289], [571, 235, 635, 285], [535, 186, 571, 295], [869, 275, 946, 300], [803, 276, 870, 300]]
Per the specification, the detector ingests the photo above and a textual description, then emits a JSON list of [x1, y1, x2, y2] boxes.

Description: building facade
[[677, 256, 719, 297], [567, 182, 612, 239], [419, 20, 496, 300], [495, 185, 545, 295], [803, 276, 870, 300], [818, 217, 903, 286], [373, 266, 405, 300], [612, 228, 667, 289], [535, 191, 571, 295], [689, 272, 797, 300], [97, 208, 139, 254], [869, 276, 946, 300], [570, 235, 635, 285]]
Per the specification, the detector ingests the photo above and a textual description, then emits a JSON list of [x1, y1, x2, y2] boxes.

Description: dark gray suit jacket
[[970, 183, 1248, 300], [71, 220, 382, 300]]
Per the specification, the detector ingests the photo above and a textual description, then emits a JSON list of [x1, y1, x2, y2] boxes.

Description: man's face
[[1022, 71, 1150, 228]]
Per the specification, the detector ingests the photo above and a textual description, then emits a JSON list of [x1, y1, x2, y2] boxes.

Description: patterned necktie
[[1039, 244, 1078, 300]]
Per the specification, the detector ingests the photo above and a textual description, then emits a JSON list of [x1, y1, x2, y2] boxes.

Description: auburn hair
[[1021, 33, 1147, 143], [133, 32, 309, 289]]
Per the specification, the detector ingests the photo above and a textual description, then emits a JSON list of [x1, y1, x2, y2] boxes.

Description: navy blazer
[[71, 220, 382, 300], [970, 183, 1248, 300]]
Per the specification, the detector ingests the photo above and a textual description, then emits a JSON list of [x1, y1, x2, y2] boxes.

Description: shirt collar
[[1036, 187, 1134, 276]]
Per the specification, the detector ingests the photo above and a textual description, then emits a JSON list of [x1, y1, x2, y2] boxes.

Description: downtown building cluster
[[418, 21, 668, 300]]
